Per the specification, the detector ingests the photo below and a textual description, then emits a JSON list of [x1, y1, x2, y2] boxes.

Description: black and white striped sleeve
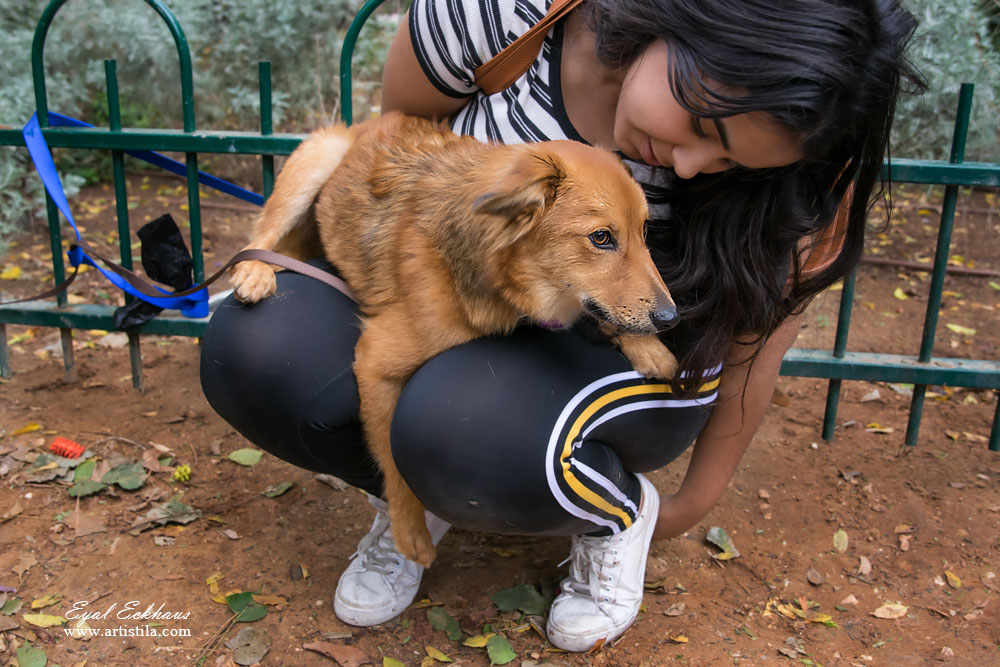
[[409, 0, 538, 98]]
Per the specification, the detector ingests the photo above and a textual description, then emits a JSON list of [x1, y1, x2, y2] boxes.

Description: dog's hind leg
[[353, 328, 437, 568]]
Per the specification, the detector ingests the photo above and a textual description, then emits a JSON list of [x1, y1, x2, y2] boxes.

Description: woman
[[200, 0, 922, 651]]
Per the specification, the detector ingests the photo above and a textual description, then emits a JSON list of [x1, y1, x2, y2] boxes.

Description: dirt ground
[[0, 174, 998, 667]]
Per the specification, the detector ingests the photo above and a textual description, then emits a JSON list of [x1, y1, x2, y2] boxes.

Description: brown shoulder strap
[[800, 187, 852, 278], [473, 0, 584, 95]]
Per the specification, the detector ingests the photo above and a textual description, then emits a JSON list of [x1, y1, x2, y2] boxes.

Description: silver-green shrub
[[0, 0, 402, 250], [893, 0, 1000, 161]]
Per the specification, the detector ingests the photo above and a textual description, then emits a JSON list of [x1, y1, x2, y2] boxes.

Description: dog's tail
[[249, 124, 354, 257]]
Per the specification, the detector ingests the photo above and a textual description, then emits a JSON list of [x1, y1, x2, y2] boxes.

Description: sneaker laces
[[558, 532, 626, 611], [349, 497, 408, 579]]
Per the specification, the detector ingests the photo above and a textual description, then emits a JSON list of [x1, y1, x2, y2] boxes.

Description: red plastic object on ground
[[49, 437, 85, 458]]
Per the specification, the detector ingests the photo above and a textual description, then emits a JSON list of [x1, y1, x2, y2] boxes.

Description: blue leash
[[48, 112, 265, 207], [13, 113, 354, 315], [20, 112, 271, 318]]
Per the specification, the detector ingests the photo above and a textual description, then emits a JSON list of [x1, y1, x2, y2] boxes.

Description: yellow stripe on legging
[[558, 376, 721, 528]]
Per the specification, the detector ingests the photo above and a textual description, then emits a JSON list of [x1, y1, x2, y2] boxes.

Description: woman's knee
[[199, 270, 375, 487]]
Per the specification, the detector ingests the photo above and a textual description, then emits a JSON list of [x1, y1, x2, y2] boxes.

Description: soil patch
[[0, 175, 997, 666]]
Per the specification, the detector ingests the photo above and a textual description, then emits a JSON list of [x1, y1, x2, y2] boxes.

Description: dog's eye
[[588, 230, 617, 250]]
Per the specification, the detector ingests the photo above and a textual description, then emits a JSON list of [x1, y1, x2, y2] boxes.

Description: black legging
[[200, 262, 717, 536]]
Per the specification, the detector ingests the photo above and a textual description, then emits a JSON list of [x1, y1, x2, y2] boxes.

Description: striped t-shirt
[[408, 0, 675, 221]]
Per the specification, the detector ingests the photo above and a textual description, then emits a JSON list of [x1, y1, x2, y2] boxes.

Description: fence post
[[821, 266, 859, 440], [904, 83, 974, 446], [259, 62, 275, 200], [104, 59, 145, 390], [28, 0, 201, 380], [339, 0, 388, 125]]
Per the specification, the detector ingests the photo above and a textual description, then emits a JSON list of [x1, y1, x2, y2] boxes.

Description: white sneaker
[[334, 494, 451, 626], [546, 473, 660, 651]]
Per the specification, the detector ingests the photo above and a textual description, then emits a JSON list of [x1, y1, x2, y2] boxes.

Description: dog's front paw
[[616, 335, 678, 379], [391, 507, 437, 568], [230, 259, 277, 303]]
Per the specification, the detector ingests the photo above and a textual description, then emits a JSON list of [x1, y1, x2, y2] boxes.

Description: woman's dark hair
[[586, 0, 926, 393]]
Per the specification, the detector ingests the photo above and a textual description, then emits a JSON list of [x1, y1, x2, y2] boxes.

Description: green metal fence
[[0, 0, 998, 450]]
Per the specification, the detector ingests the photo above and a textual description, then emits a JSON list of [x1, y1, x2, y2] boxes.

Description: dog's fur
[[230, 112, 678, 566]]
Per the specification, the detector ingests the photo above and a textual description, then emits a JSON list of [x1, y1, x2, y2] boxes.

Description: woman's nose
[[671, 147, 714, 179]]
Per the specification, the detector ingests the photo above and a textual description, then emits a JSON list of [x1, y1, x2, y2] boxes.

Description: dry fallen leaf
[[13, 552, 38, 582], [462, 634, 494, 648], [302, 641, 370, 666], [423, 645, 452, 662], [11, 422, 42, 436], [663, 602, 686, 617], [945, 323, 976, 336], [23, 613, 67, 628], [1, 502, 23, 524], [858, 556, 872, 576], [71, 512, 107, 538], [833, 529, 849, 553], [251, 594, 288, 608], [30, 594, 61, 610], [0, 265, 22, 280], [872, 602, 908, 619], [945, 571, 962, 589]]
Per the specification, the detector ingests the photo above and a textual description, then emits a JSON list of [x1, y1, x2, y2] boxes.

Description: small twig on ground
[[194, 611, 239, 666], [86, 590, 113, 605], [88, 434, 148, 451]]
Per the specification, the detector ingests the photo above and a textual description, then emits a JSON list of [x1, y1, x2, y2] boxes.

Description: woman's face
[[614, 41, 803, 179]]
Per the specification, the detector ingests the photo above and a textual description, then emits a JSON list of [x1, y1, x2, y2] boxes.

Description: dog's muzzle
[[650, 294, 678, 332]]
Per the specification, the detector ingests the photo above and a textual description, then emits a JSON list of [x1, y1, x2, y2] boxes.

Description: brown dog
[[230, 112, 678, 566]]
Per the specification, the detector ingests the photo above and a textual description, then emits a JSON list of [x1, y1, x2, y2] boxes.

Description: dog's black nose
[[651, 302, 677, 331]]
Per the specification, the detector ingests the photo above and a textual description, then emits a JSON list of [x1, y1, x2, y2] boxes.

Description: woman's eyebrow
[[712, 119, 731, 151]]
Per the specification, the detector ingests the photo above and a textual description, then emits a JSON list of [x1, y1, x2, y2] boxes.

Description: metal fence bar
[[0, 325, 8, 380], [0, 128, 304, 155], [904, 84, 973, 446], [105, 59, 145, 390], [259, 62, 275, 199], [31, 2, 73, 379], [991, 400, 1000, 452], [820, 266, 859, 440], [339, 0, 388, 125]]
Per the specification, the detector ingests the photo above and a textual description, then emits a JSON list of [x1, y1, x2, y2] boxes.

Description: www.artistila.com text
[[63, 625, 192, 638]]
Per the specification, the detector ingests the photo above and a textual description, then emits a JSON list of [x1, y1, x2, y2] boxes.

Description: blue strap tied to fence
[[20, 112, 263, 318], [47, 112, 265, 207]]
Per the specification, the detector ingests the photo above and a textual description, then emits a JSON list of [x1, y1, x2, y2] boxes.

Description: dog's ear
[[472, 147, 565, 244]]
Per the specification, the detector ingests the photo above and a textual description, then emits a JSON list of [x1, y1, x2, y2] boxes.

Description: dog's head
[[473, 141, 676, 335]]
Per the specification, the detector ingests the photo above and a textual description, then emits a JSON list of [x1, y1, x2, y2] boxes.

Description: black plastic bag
[[113, 213, 194, 329]]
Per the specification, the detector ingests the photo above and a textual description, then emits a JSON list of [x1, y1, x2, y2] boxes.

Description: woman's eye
[[691, 115, 708, 138], [588, 230, 616, 249]]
